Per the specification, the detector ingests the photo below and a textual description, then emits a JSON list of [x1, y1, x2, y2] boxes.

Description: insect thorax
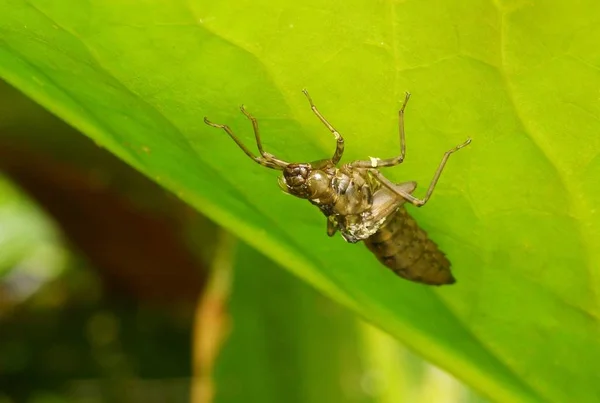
[[280, 164, 391, 244], [329, 167, 393, 243]]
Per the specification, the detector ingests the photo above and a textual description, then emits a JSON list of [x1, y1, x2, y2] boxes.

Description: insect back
[[204, 90, 471, 285]]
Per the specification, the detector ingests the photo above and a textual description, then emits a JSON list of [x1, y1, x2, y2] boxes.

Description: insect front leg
[[204, 107, 290, 169], [302, 89, 345, 165], [370, 138, 471, 207], [348, 92, 411, 169]]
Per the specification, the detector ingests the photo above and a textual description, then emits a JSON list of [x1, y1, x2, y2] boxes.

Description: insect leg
[[327, 216, 338, 237], [348, 92, 411, 169], [369, 181, 417, 221], [204, 111, 289, 169], [302, 89, 345, 165], [371, 138, 471, 207], [239, 105, 289, 168]]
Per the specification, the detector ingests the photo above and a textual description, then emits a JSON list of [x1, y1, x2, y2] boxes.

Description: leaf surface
[[2, 1, 600, 401]]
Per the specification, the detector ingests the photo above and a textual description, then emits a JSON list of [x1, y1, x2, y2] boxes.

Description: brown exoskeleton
[[204, 90, 471, 285]]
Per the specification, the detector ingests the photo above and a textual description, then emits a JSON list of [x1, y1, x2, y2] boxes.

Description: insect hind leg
[[371, 138, 471, 207], [370, 181, 417, 222]]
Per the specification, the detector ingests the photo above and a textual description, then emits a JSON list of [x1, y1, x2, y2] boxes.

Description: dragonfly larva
[[204, 90, 471, 285]]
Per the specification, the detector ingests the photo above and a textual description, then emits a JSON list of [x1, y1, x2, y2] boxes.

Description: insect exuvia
[[204, 90, 471, 285]]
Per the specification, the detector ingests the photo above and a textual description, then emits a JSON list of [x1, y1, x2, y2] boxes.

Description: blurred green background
[[3, 0, 600, 402], [0, 80, 487, 402]]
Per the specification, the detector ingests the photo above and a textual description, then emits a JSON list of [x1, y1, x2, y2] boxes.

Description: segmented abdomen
[[363, 206, 455, 285]]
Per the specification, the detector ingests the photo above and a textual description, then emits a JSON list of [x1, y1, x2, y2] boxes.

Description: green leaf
[[1, 1, 599, 402], [215, 241, 375, 403], [217, 241, 488, 403]]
